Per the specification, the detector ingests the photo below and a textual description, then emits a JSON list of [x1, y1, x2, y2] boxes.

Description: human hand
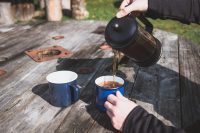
[[116, 0, 148, 18], [104, 91, 138, 131]]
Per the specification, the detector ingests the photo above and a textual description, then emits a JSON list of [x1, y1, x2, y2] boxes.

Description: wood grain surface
[[0, 20, 199, 133]]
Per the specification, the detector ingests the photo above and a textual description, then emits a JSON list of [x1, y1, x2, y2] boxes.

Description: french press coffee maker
[[105, 15, 162, 67]]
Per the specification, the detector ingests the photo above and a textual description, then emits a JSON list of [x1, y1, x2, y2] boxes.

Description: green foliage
[[149, 19, 200, 44], [86, 0, 118, 20], [86, 0, 200, 44], [62, 16, 71, 21]]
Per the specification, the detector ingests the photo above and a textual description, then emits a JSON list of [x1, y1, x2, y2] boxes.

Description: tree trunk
[[0, 2, 15, 25], [45, 0, 63, 21], [12, 0, 35, 21], [39, 0, 45, 9], [72, 0, 89, 20]]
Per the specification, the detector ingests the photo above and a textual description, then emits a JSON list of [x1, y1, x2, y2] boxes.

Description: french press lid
[[105, 16, 138, 48]]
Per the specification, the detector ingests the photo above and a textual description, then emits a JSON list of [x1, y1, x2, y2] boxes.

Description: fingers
[[116, 9, 128, 18], [117, 0, 134, 18], [120, 0, 130, 9], [104, 101, 114, 111], [107, 94, 118, 105], [117, 0, 148, 18], [116, 4, 135, 18], [116, 91, 123, 98]]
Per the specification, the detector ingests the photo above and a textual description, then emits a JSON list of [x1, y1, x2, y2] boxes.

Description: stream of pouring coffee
[[112, 49, 120, 87]]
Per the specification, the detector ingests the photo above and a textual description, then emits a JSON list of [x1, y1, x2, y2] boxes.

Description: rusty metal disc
[[25, 46, 73, 62], [0, 69, 6, 77]]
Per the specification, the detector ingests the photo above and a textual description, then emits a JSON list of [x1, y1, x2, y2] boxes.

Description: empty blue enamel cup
[[95, 76, 124, 112], [46, 71, 80, 107]]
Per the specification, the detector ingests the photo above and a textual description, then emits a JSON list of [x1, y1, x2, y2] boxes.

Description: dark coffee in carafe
[[105, 15, 162, 67]]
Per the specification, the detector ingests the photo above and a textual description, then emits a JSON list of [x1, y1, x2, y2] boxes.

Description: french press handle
[[126, 3, 153, 34], [137, 15, 153, 34]]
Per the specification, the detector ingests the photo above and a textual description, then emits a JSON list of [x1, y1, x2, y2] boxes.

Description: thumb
[[116, 9, 130, 18], [116, 3, 138, 18], [116, 91, 123, 98]]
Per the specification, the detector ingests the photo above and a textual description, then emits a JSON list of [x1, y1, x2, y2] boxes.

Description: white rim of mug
[[95, 75, 124, 89], [46, 71, 78, 84]]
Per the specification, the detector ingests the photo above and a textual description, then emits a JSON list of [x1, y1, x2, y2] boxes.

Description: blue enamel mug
[[46, 71, 80, 107], [95, 76, 125, 112]]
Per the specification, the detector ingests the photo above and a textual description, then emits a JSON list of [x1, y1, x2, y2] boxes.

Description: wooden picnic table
[[0, 20, 200, 133]]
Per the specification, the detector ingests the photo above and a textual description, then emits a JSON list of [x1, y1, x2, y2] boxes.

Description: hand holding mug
[[95, 76, 125, 112], [104, 91, 138, 131]]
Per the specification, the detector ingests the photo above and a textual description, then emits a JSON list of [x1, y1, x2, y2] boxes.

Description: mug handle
[[70, 85, 80, 103]]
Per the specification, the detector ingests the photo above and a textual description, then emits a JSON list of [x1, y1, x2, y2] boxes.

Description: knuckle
[[107, 94, 114, 100], [113, 100, 117, 105]]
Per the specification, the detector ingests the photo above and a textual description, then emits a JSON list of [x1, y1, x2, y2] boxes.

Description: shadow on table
[[31, 56, 200, 133], [32, 83, 50, 104], [84, 100, 120, 132], [127, 63, 200, 133], [73, 57, 200, 132], [32, 82, 81, 108], [55, 56, 134, 132]]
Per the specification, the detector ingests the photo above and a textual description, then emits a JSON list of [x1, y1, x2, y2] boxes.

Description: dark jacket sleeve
[[123, 106, 185, 133], [145, 0, 200, 24]]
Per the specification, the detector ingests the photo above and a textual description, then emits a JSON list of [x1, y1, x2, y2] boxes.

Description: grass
[[86, 0, 200, 44], [87, 0, 118, 20]]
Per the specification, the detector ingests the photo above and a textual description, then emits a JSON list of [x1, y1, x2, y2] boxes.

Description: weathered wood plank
[[0, 21, 102, 87], [0, 21, 110, 133], [0, 22, 39, 40], [0, 21, 189, 133], [0, 21, 104, 108], [0, 54, 110, 133], [129, 29, 181, 127], [0, 48, 111, 133], [0, 22, 68, 62], [179, 37, 200, 128]]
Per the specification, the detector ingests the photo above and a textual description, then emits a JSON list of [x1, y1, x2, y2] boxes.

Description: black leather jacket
[[146, 0, 200, 24], [123, 106, 185, 133]]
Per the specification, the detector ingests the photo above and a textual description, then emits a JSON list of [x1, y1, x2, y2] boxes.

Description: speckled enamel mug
[[46, 71, 80, 107], [95, 75, 125, 112]]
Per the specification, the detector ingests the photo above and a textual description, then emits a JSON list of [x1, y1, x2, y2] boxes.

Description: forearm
[[146, 0, 200, 24], [123, 106, 185, 133]]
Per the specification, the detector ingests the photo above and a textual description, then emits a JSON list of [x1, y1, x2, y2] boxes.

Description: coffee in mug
[[95, 75, 124, 112], [98, 81, 122, 89]]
